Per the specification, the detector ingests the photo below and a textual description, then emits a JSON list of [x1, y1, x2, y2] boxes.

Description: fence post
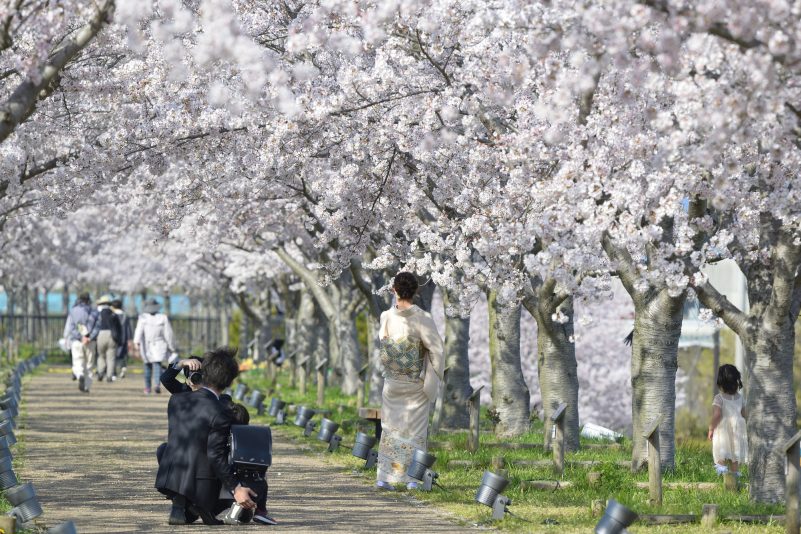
[[467, 385, 484, 453], [782, 430, 801, 534], [644, 413, 665, 506], [357, 364, 368, 409], [551, 402, 567, 476], [298, 356, 310, 396], [316, 359, 328, 406], [431, 366, 450, 435]]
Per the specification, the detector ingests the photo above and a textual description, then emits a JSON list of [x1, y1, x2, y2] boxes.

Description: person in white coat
[[134, 298, 176, 395]]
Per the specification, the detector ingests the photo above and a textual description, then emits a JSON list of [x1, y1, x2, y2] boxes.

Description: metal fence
[[0, 314, 222, 354]]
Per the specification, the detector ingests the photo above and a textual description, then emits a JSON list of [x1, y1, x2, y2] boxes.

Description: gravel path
[[18, 366, 470, 533]]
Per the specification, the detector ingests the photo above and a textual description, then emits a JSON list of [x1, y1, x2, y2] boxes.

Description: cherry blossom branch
[[0, 0, 114, 144]]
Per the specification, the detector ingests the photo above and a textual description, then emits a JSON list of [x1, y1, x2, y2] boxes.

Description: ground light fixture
[[475, 470, 511, 520], [351, 432, 378, 468], [595, 499, 638, 534], [47, 521, 78, 534], [294, 406, 315, 428], [233, 383, 249, 402], [406, 449, 439, 490], [247, 390, 265, 412], [0, 457, 16, 490], [5, 482, 43, 524], [316, 418, 342, 452], [0, 421, 16, 447], [268, 398, 287, 424]]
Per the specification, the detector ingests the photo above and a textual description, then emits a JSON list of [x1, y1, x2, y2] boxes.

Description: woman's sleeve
[[164, 316, 176, 352], [419, 312, 444, 380], [712, 394, 722, 408]]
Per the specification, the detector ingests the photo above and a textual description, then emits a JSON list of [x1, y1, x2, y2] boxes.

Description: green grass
[[237, 367, 784, 533]]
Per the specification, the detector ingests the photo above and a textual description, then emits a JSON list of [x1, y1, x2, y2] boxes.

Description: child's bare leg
[[729, 461, 739, 474]]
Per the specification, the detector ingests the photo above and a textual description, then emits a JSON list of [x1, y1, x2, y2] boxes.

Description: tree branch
[[693, 280, 749, 341]]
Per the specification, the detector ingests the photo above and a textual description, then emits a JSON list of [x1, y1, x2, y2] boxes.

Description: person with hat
[[62, 292, 100, 392], [95, 294, 123, 382], [134, 298, 176, 394]]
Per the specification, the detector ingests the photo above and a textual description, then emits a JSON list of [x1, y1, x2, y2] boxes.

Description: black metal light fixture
[[5, 482, 43, 523], [406, 449, 439, 490], [0, 456, 17, 490], [316, 418, 342, 452], [303, 420, 317, 437], [233, 383, 249, 402], [294, 406, 315, 428], [47, 520, 78, 534], [595, 499, 638, 534], [268, 398, 287, 424], [0, 421, 17, 447], [247, 390, 265, 412], [475, 470, 511, 520], [351, 432, 378, 468]]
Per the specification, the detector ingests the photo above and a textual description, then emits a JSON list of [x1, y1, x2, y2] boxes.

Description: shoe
[[120, 367, 126, 379], [155, 387, 162, 394], [144, 388, 151, 395], [375, 481, 395, 491], [406, 481, 419, 490], [78, 376, 86, 392], [111, 375, 117, 382], [71, 373, 77, 381], [169, 504, 188, 525], [715, 464, 729, 475], [253, 510, 278, 525], [188, 504, 223, 525], [97, 372, 105, 382], [107, 377, 113, 383]]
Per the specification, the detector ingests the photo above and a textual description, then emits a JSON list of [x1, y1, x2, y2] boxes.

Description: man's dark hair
[[200, 347, 239, 391], [393, 272, 419, 300], [716, 364, 743, 395], [230, 403, 250, 425], [111, 299, 123, 309], [77, 292, 91, 304]]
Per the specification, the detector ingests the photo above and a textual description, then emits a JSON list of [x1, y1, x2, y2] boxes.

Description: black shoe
[[188, 504, 223, 525], [96, 372, 105, 382], [253, 510, 278, 525], [71, 373, 77, 381], [168, 496, 189, 525], [78, 376, 86, 392]]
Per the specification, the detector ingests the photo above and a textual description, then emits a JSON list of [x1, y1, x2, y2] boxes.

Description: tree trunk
[[219, 292, 229, 346], [61, 284, 70, 313], [440, 288, 472, 429], [335, 312, 361, 395], [366, 314, 384, 405], [630, 290, 684, 470], [531, 297, 579, 452], [488, 290, 530, 437]]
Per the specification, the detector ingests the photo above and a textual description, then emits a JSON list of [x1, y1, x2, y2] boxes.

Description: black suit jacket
[[160, 364, 191, 395], [155, 389, 238, 512]]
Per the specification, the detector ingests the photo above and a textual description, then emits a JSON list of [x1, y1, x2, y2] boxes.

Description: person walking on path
[[95, 295, 122, 383], [376, 272, 444, 490], [63, 292, 100, 393], [111, 299, 133, 380], [134, 298, 176, 395]]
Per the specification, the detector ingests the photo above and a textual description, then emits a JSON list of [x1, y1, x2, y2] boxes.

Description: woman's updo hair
[[393, 272, 418, 300]]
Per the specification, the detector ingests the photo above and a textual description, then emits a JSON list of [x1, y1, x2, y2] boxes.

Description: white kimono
[[376, 305, 444, 485]]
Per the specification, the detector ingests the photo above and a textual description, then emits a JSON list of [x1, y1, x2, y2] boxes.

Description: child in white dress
[[707, 364, 748, 476]]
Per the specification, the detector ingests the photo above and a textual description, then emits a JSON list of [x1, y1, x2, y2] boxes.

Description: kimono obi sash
[[380, 337, 423, 382]]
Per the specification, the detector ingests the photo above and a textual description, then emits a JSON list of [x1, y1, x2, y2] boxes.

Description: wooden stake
[[316, 358, 328, 407], [701, 504, 718, 528], [357, 364, 368, 409], [298, 356, 310, 396], [551, 402, 567, 476], [644, 413, 665, 506], [467, 386, 483, 453], [431, 366, 451, 435], [782, 429, 801, 534]]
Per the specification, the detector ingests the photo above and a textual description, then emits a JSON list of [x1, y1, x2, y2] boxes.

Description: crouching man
[[155, 347, 257, 525]]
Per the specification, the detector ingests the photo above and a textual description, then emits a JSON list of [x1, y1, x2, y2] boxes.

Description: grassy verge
[[237, 367, 783, 533]]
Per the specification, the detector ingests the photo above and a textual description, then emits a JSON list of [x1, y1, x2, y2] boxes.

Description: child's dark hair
[[230, 403, 250, 425], [393, 272, 418, 300], [716, 364, 743, 394]]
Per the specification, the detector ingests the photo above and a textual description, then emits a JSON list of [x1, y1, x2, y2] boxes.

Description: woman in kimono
[[376, 272, 444, 490]]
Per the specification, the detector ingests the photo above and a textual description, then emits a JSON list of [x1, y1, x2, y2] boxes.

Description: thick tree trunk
[[440, 289, 472, 429], [630, 290, 683, 470], [531, 297, 579, 452], [488, 290, 530, 437], [745, 322, 795, 502], [366, 314, 384, 405]]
